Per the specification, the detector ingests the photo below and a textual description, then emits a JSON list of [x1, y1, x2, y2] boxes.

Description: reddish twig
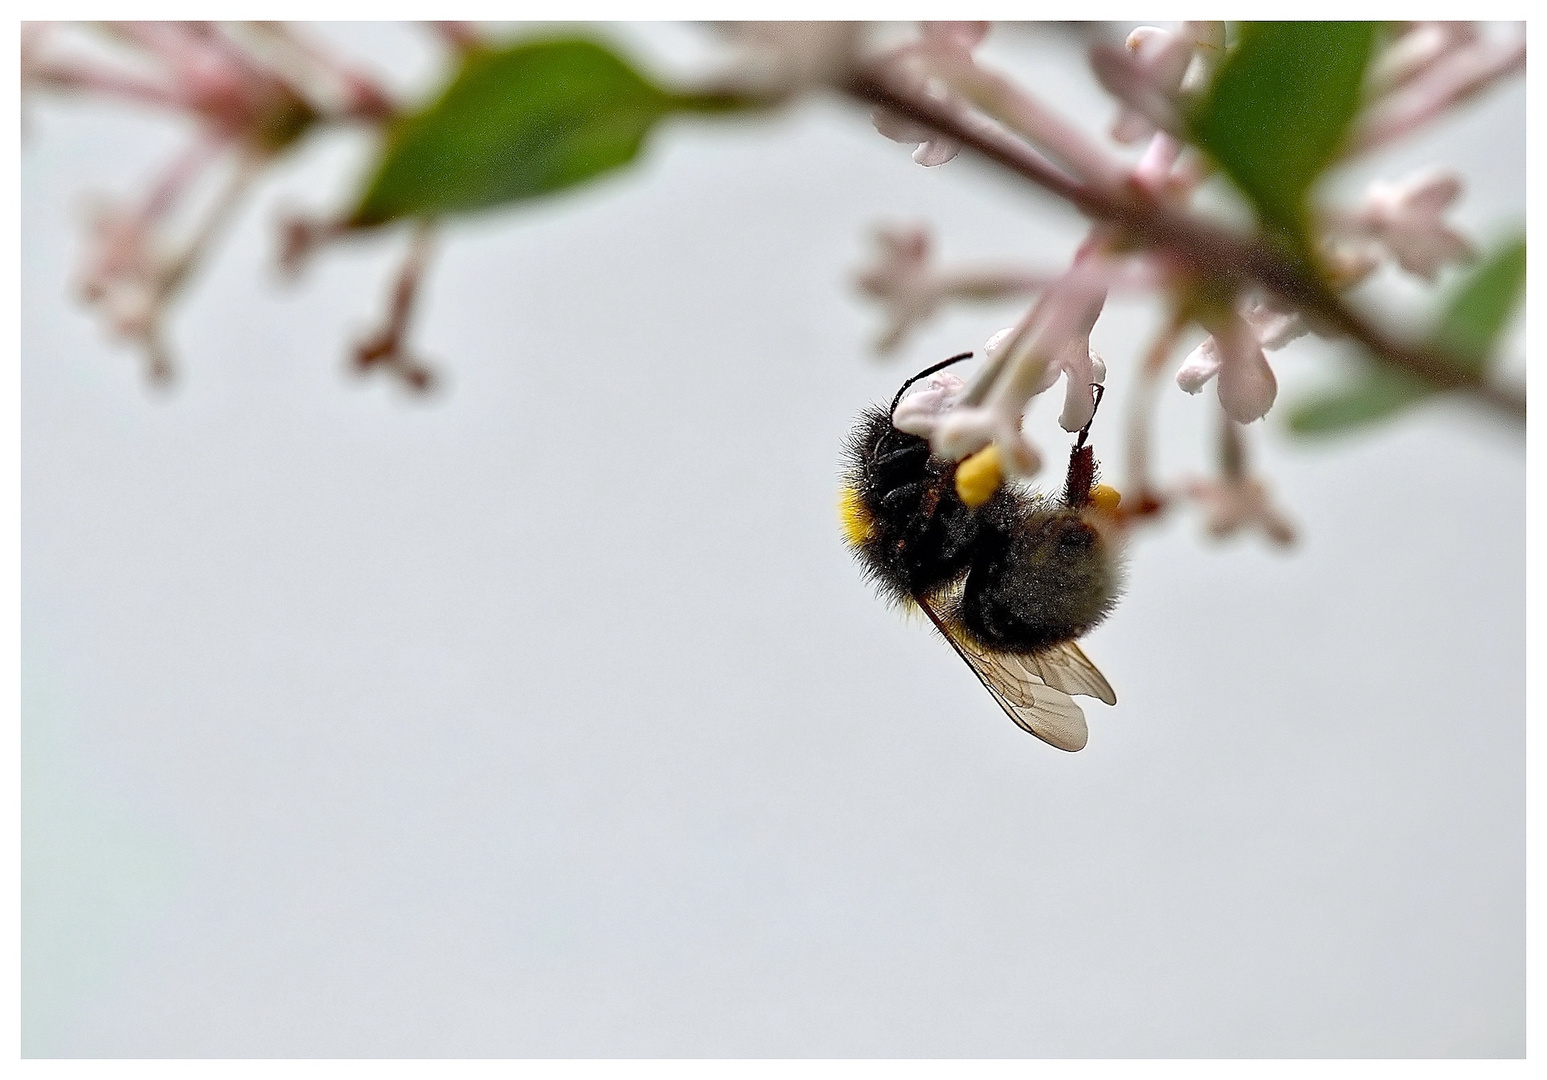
[[844, 67, 1525, 424], [353, 222, 440, 393]]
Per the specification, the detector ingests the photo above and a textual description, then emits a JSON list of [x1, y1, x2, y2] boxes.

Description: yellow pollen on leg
[[955, 444, 1004, 508], [1091, 484, 1122, 513], [838, 486, 876, 547]]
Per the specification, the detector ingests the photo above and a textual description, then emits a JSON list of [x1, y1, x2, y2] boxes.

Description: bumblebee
[[839, 352, 1123, 751]]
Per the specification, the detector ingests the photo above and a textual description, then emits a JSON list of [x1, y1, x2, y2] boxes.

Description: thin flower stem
[[140, 134, 225, 224], [844, 67, 1526, 425], [1125, 313, 1186, 512], [163, 150, 260, 294], [354, 222, 439, 392], [1218, 411, 1246, 480], [934, 54, 1128, 191], [1349, 38, 1526, 157], [29, 59, 181, 109]]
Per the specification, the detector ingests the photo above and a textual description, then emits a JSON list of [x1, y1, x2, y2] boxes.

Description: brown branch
[[846, 68, 1526, 425], [353, 222, 439, 393]]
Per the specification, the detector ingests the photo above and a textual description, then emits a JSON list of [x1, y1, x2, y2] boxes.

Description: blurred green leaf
[[1287, 368, 1430, 435], [1433, 235, 1527, 373], [352, 37, 749, 226], [1288, 235, 1525, 436], [1190, 22, 1379, 235]]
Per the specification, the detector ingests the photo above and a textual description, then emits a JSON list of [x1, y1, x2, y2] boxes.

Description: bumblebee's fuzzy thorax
[[839, 396, 1123, 654]]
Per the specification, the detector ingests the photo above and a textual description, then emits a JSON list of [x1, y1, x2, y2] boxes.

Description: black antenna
[[1073, 383, 1105, 451], [889, 352, 973, 418]]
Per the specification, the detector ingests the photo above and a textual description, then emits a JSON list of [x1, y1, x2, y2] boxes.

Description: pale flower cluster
[[23, 20, 1523, 538], [23, 21, 393, 383], [846, 20, 1519, 544]]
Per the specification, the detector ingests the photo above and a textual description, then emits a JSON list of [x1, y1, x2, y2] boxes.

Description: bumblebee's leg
[[878, 481, 924, 512], [873, 442, 928, 471]]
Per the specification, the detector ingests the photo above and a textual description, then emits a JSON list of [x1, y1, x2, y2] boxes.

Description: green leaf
[[1190, 22, 1379, 235], [1287, 367, 1431, 435], [1288, 235, 1525, 436], [1433, 235, 1527, 373], [351, 37, 744, 226]]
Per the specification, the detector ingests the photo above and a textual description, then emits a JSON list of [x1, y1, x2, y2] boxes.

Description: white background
[[20, 23, 1524, 1056]]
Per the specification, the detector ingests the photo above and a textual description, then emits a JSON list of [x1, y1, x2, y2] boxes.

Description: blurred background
[[20, 23, 1524, 1056]]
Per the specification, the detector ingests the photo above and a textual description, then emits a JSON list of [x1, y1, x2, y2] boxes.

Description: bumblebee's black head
[[839, 353, 1019, 606]]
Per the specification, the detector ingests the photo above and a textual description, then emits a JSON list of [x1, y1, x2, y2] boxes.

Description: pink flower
[[854, 222, 1050, 353], [1093, 23, 1225, 145], [1239, 299, 1308, 353], [1346, 170, 1474, 281], [1366, 22, 1479, 99], [870, 22, 989, 166], [1176, 313, 1278, 424], [1185, 474, 1296, 545], [926, 255, 1114, 478], [1349, 26, 1525, 157], [982, 315, 1108, 435], [718, 22, 865, 100]]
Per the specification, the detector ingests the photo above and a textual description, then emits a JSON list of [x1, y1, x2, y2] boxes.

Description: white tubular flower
[[929, 325, 1043, 477], [1059, 342, 1108, 432], [1176, 313, 1278, 424], [870, 106, 958, 166], [1349, 26, 1525, 157], [718, 22, 865, 100], [1105, 26, 1191, 143], [880, 23, 1126, 190], [1349, 170, 1474, 281], [892, 370, 966, 437], [933, 399, 1043, 479], [1095, 22, 1225, 145], [980, 313, 1107, 434], [1241, 306, 1304, 352], [870, 22, 989, 167], [854, 222, 1051, 353], [1366, 22, 1478, 98], [1028, 257, 1109, 435], [926, 256, 1113, 478]]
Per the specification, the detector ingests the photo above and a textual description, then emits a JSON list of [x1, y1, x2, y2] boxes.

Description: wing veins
[[916, 597, 1088, 752]]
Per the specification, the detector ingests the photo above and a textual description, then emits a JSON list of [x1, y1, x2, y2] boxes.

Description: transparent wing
[[917, 598, 1089, 752], [1020, 641, 1117, 706]]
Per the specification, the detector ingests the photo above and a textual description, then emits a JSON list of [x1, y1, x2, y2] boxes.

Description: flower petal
[[1176, 337, 1222, 393], [1216, 341, 1278, 423], [892, 371, 967, 436], [1057, 342, 1098, 432], [912, 137, 960, 166]]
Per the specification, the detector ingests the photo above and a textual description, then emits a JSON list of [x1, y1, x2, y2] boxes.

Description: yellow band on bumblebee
[[955, 444, 1004, 508], [838, 486, 876, 547]]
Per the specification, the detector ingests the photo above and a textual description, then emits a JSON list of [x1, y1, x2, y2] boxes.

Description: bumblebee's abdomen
[[958, 510, 1119, 652]]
